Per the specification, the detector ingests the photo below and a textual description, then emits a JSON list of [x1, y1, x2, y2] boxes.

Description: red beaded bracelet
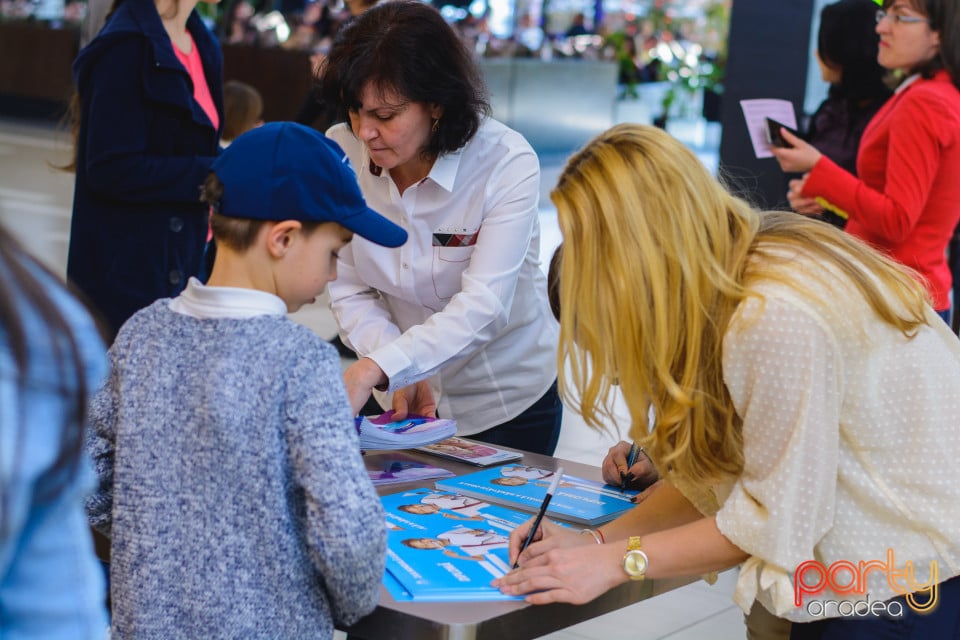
[[581, 528, 606, 545]]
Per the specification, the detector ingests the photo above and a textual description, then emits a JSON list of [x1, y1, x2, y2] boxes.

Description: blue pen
[[627, 442, 640, 468], [513, 466, 564, 569]]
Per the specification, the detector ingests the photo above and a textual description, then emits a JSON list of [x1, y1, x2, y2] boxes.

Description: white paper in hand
[[740, 99, 798, 159]]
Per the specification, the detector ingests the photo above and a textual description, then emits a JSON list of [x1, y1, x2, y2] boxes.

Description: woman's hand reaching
[[787, 175, 824, 216], [493, 518, 626, 604], [391, 380, 437, 420], [601, 441, 658, 491]]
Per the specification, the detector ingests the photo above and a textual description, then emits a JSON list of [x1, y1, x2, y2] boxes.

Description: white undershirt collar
[[895, 73, 921, 94], [169, 277, 287, 319]]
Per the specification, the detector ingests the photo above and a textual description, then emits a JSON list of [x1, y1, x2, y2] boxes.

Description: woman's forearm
[[643, 516, 748, 579], [596, 481, 704, 542]]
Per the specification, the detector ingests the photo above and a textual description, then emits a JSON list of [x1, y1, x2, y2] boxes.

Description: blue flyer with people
[[380, 489, 535, 601], [434, 465, 638, 526]]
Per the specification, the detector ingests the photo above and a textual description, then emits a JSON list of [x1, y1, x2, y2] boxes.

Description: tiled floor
[[0, 115, 745, 640]]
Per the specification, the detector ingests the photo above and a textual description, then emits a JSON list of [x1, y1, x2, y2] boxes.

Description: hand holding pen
[[601, 441, 656, 492], [512, 466, 564, 569], [621, 443, 641, 490]]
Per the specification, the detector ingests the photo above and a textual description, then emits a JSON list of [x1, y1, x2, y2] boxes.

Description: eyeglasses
[[875, 9, 931, 25]]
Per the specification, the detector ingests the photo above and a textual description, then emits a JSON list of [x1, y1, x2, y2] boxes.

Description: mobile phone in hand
[[765, 117, 800, 148]]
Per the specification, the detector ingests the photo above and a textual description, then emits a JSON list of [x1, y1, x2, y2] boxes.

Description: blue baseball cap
[[211, 122, 407, 248]]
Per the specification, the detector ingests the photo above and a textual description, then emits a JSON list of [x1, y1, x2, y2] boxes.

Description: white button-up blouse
[[327, 119, 559, 435]]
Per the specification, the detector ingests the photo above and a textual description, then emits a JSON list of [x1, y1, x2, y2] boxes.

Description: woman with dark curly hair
[[319, 0, 561, 455], [795, 0, 892, 228]]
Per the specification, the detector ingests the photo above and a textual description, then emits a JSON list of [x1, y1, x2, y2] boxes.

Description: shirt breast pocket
[[432, 245, 474, 300]]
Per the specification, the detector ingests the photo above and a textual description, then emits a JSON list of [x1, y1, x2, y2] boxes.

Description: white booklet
[[739, 98, 799, 159]]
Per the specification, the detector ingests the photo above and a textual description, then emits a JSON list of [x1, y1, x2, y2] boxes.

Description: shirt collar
[[895, 73, 921, 94], [426, 149, 462, 193], [366, 148, 463, 193], [169, 277, 287, 319]]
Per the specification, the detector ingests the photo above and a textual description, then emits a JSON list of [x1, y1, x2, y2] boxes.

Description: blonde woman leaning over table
[[494, 124, 960, 640], [772, 0, 960, 325]]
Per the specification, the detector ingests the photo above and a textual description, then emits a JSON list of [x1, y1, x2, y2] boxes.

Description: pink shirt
[[172, 33, 220, 131]]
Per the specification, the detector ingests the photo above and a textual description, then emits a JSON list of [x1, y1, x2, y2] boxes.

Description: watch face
[[623, 550, 648, 578]]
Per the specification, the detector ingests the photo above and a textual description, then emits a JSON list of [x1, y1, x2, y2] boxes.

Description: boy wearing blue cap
[[85, 123, 407, 639]]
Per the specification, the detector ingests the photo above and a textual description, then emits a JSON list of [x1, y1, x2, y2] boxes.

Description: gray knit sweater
[[86, 301, 386, 640]]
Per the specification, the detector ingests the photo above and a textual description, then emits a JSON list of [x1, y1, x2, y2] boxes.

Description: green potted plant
[[652, 0, 729, 126]]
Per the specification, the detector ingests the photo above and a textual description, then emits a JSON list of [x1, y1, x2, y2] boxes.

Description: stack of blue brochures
[[380, 489, 536, 601], [435, 465, 638, 526], [355, 412, 457, 450]]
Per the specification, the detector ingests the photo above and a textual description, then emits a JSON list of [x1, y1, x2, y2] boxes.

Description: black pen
[[513, 466, 564, 569], [621, 443, 638, 490]]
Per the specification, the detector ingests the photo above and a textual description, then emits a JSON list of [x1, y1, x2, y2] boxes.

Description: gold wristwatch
[[621, 536, 649, 581]]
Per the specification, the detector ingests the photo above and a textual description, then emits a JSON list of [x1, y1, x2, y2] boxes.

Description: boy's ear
[[265, 220, 303, 258]]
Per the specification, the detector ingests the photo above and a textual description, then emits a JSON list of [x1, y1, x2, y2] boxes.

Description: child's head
[[221, 81, 263, 144], [202, 122, 406, 311]]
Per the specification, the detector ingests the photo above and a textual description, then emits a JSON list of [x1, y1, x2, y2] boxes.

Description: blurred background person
[[221, 80, 263, 147], [282, 0, 332, 52], [293, 0, 379, 131], [789, 0, 892, 228], [222, 0, 257, 44], [80, 0, 111, 46], [773, 0, 960, 324], [319, 0, 561, 454], [0, 223, 108, 640], [565, 12, 589, 37], [68, 0, 223, 339]]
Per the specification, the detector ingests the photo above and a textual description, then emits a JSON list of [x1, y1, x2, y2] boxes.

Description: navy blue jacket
[[68, 0, 223, 336]]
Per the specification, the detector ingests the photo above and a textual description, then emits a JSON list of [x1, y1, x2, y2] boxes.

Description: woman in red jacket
[[773, 0, 960, 323]]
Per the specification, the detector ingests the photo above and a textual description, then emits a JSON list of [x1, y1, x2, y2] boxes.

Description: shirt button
[[402, 263, 409, 269], [169, 217, 184, 232], [169, 270, 182, 285]]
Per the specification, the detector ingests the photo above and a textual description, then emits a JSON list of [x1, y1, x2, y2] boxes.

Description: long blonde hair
[[553, 124, 929, 484]]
